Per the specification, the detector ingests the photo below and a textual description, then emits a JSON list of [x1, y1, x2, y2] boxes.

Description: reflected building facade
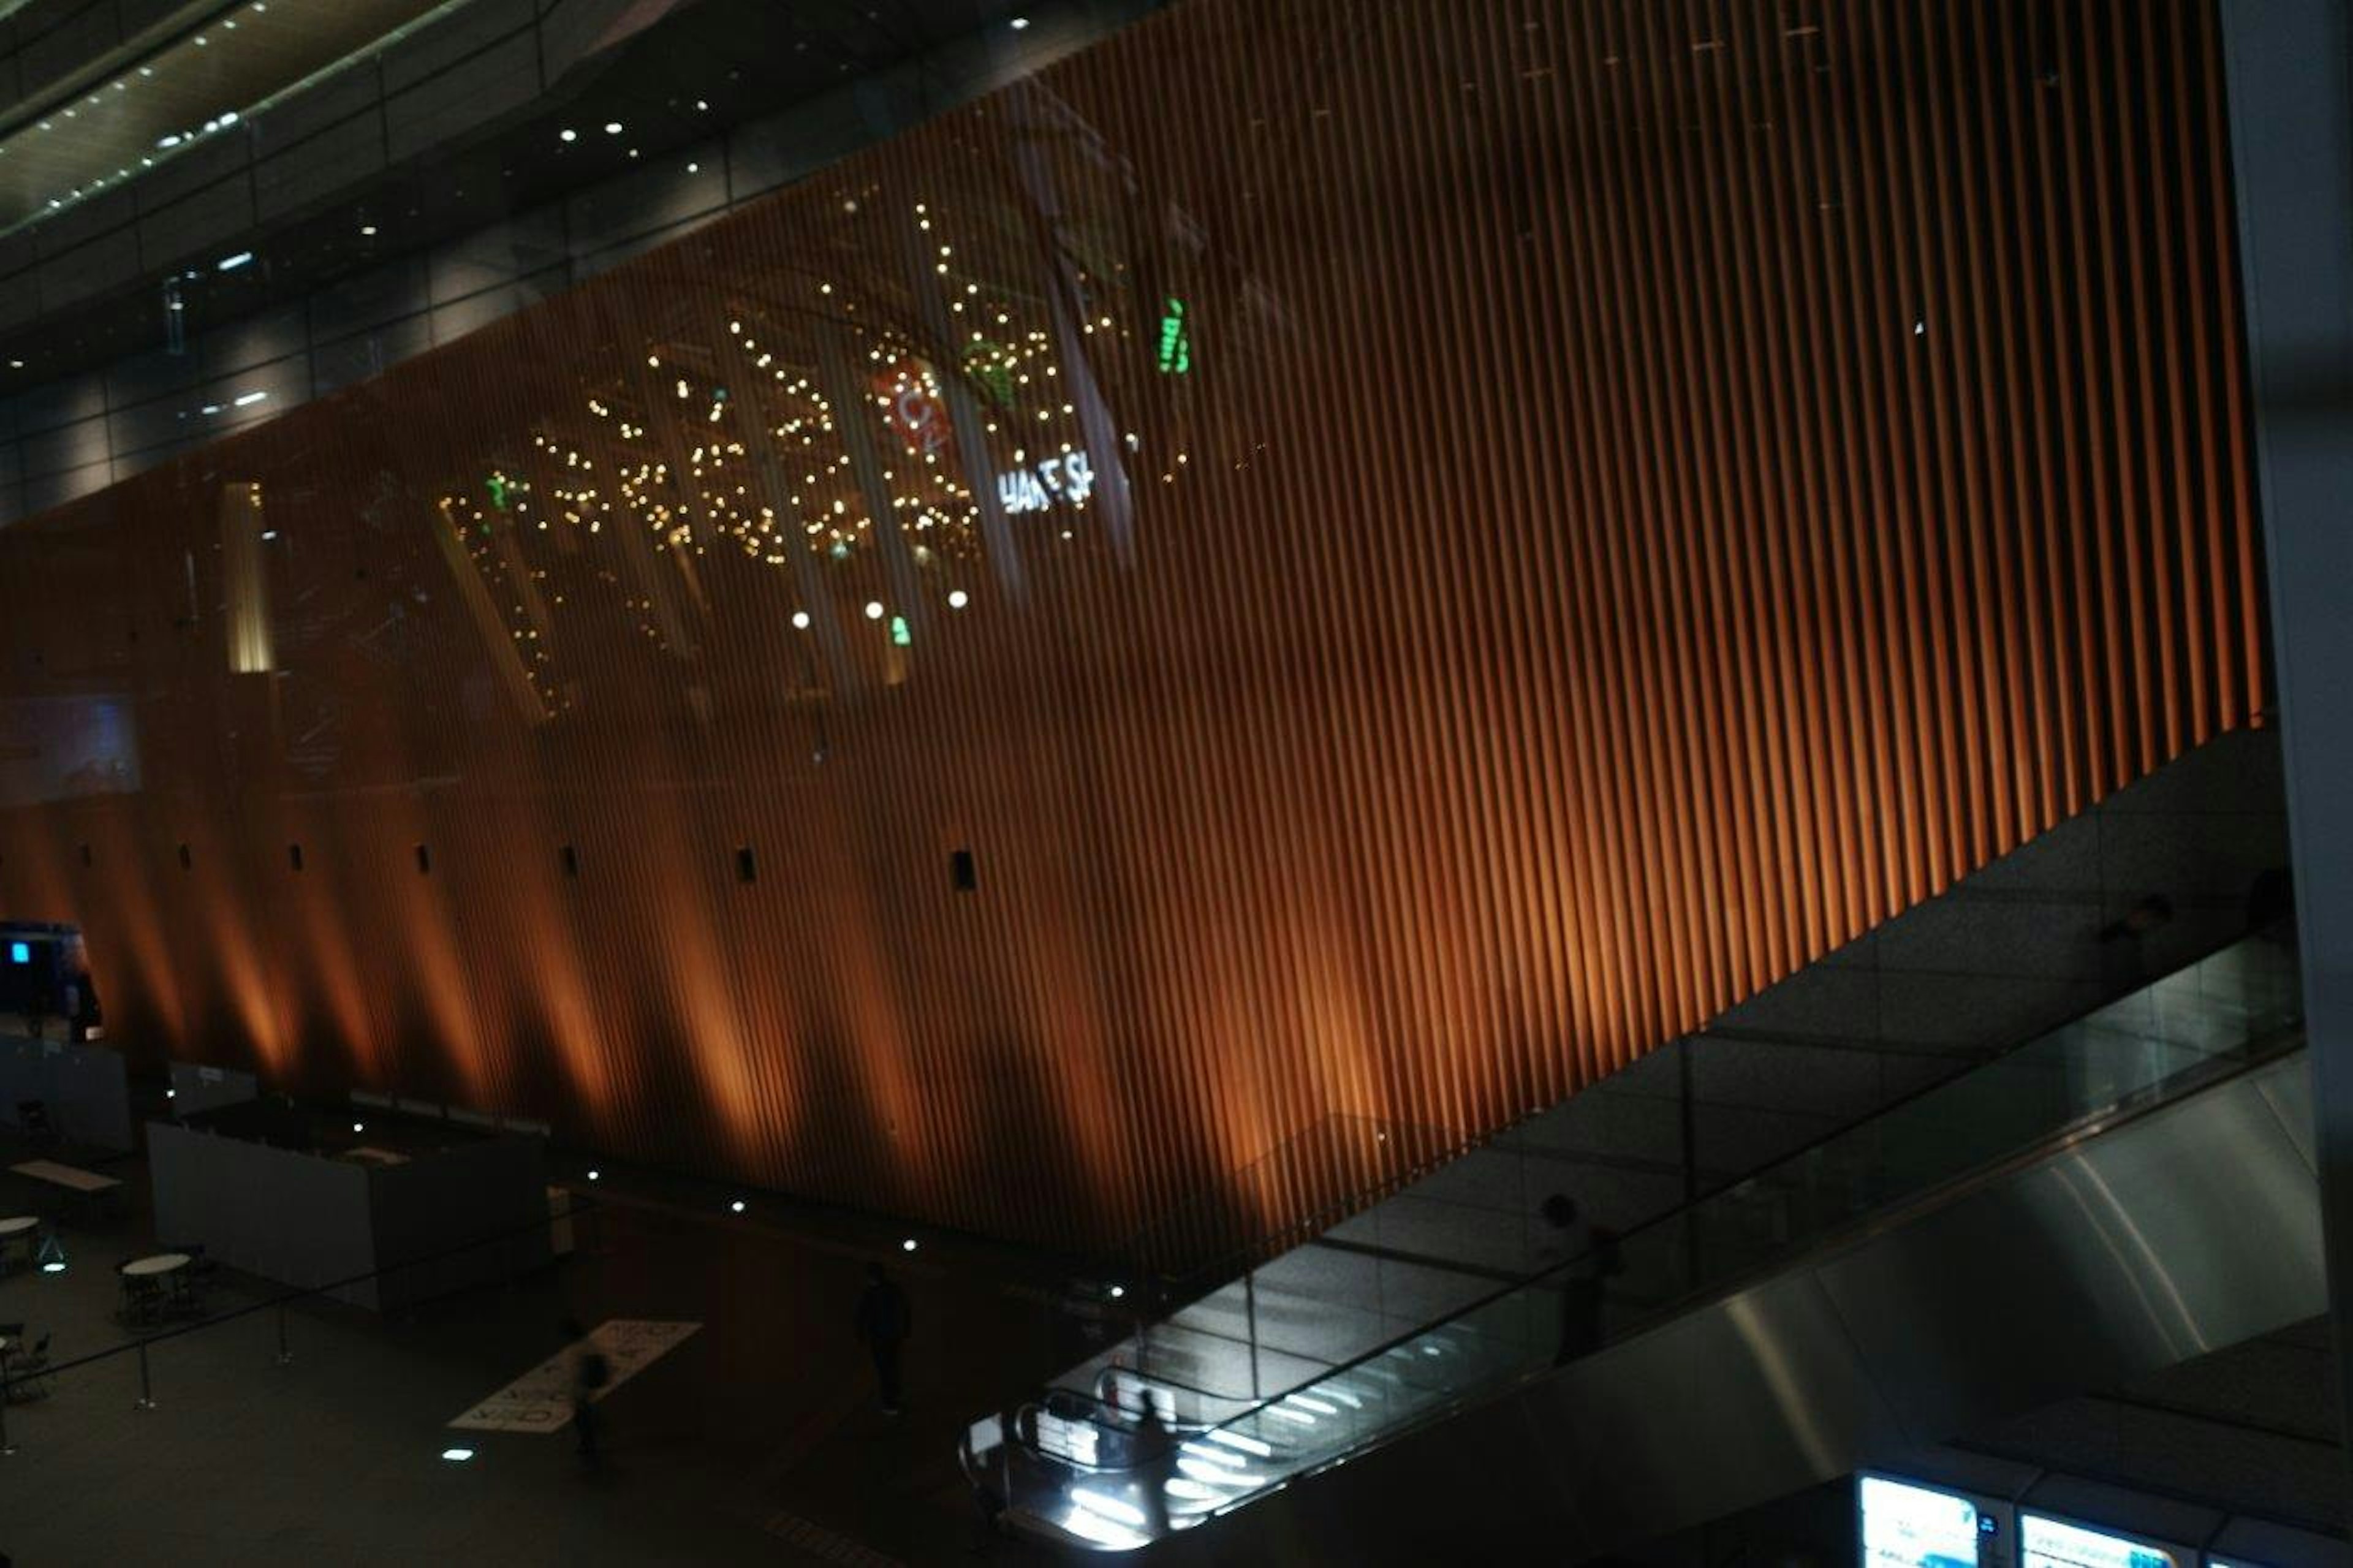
[[0, 0, 2267, 1251]]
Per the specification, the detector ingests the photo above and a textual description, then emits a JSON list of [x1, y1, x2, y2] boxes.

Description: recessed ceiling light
[[6, 359, 21, 369], [1010, 15, 1029, 28], [360, 224, 376, 236], [901, 1238, 918, 1252], [441, 1448, 474, 1462], [586, 1168, 601, 1181], [791, 611, 811, 629], [604, 121, 623, 135], [695, 99, 709, 111], [947, 589, 969, 609], [730, 1199, 746, 1213], [559, 128, 577, 143]]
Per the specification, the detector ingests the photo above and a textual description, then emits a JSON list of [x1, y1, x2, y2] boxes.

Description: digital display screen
[[1861, 1474, 1981, 1568], [2020, 1513, 2181, 1568], [7, 942, 26, 964]]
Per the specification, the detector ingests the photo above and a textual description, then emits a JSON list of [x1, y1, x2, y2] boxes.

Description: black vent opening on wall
[[177, 843, 192, 870], [288, 843, 305, 873], [559, 844, 579, 879], [950, 849, 977, 893], [735, 846, 757, 884], [415, 844, 431, 875]]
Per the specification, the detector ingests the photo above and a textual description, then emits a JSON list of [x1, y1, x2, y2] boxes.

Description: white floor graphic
[[448, 1319, 702, 1433]]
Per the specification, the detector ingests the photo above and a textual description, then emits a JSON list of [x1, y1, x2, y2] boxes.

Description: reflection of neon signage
[[1000, 451, 1096, 514], [874, 359, 953, 456]]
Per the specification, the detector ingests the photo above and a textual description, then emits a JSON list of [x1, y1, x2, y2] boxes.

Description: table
[[10, 1159, 122, 1195], [121, 1252, 191, 1279]]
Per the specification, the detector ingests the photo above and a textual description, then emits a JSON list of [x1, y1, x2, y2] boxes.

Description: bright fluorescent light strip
[[218, 251, 254, 270], [1205, 1429, 1274, 1457], [1069, 1488, 1148, 1528], [1175, 1454, 1255, 1487]]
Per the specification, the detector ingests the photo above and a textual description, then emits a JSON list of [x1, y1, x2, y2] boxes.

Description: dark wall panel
[[0, 0, 2266, 1252]]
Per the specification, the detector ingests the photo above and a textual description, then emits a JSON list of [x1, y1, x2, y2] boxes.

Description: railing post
[[134, 1339, 156, 1411], [1245, 1268, 1261, 1401], [1679, 1037, 1702, 1290]]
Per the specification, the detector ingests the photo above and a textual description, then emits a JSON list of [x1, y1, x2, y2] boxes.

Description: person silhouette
[[855, 1262, 911, 1415], [563, 1317, 610, 1463], [1540, 1194, 1609, 1366]]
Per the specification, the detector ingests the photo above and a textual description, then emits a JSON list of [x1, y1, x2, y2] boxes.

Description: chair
[[181, 1243, 220, 1301], [9, 1331, 53, 1401], [15, 1099, 53, 1147]]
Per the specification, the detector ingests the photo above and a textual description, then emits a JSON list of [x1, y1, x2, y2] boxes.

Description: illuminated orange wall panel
[[0, 0, 2263, 1251]]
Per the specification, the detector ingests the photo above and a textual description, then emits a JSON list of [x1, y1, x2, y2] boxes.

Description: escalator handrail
[[1035, 923, 2300, 1417], [1008, 1001, 2307, 1482]]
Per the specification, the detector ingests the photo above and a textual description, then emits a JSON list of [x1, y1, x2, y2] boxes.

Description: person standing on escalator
[[1540, 1193, 1618, 1366]]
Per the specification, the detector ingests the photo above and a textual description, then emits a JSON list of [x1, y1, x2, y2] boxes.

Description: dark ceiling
[[0, 0, 1108, 392]]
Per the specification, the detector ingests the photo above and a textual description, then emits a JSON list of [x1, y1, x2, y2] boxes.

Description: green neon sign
[[889, 614, 912, 648], [1156, 297, 1191, 374], [487, 474, 511, 512]]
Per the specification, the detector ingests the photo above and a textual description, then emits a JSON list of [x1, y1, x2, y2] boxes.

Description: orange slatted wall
[[0, 0, 2264, 1251]]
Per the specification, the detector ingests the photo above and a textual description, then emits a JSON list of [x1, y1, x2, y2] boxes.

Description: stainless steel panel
[[2253, 1050, 2321, 1175], [1521, 1268, 1910, 1545], [1819, 1072, 2325, 1442]]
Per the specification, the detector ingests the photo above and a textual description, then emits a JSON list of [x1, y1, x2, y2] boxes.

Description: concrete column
[[2219, 0, 2353, 1491]]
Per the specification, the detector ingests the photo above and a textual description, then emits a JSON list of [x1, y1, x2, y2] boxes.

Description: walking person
[[563, 1317, 610, 1464], [1539, 1194, 1616, 1366], [855, 1262, 911, 1415], [1131, 1403, 1174, 1542]]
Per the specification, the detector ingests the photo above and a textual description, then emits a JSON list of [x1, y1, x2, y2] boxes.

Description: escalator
[[959, 928, 2321, 1559]]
